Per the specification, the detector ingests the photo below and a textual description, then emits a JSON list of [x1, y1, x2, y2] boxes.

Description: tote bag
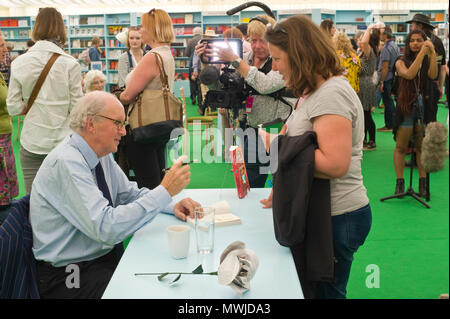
[[128, 52, 183, 144]]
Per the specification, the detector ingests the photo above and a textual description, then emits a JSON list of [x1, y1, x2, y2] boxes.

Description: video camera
[[198, 2, 277, 112], [199, 38, 247, 111]]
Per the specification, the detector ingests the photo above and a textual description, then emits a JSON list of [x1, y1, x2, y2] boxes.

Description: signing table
[[102, 188, 303, 299]]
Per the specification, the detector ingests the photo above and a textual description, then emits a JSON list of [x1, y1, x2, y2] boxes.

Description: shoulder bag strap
[[127, 50, 133, 69], [24, 52, 61, 115], [152, 51, 171, 120]]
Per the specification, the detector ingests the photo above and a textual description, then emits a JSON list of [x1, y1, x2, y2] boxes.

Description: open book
[[187, 200, 242, 230]]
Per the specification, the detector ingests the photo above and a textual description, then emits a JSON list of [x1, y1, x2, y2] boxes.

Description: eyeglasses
[[94, 114, 127, 129]]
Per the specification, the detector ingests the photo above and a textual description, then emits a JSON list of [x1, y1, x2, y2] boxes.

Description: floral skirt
[[0, 133, 19, 205]]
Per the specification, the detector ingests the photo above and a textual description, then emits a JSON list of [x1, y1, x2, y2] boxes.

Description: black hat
[[406, 13, 435, 29]]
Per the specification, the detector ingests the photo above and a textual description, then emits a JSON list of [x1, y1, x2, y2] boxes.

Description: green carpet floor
[[11, 98, 449, 299]]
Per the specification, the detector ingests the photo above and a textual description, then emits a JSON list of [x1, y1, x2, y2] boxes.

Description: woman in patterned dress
[[333, 31, 361, 93], [0, 34, 19, 223]]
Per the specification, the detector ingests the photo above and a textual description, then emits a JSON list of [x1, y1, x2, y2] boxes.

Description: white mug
[[167, 225, 190, 259]]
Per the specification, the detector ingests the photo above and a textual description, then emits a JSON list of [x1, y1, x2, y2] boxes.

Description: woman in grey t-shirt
[[265, 15, 372, 299]]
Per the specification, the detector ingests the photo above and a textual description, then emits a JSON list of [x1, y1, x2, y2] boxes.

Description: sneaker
[[377, 126, 392, 132], [363, 141, 376, 151]]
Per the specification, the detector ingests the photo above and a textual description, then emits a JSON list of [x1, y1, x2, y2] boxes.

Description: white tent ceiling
[[0, 0, 448, 16]]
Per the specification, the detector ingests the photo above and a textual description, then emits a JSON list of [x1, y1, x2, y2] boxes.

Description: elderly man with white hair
[[30, 91, 199, 299], [84, 69, 106, 93]]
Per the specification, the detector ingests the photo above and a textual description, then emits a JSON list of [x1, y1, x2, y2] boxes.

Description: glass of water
[[194, 207, 215, 254]]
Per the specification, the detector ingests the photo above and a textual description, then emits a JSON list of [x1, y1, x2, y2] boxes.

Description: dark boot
[[395, 178, 405, 195], [418, 177, 427, 198]]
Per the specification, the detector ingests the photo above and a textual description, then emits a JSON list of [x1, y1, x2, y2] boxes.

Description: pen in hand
[[162, 161, 194, 174]]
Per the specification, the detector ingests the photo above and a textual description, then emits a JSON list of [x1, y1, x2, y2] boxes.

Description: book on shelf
[[108, 50, 122, 59], [108, 25, 124, 36], [91, 61, 102, 71], [171, 47, 185, 57], [107, 39, 126, 48], [433, 13, 445, 21], [186, 200, 242, 230], [0, 19, 19, 27], [175, 60, 187, 68], [185, 14, 193, 24], [175, 72, 189, 80], [109, 61, 118, 70], [108, 73, 119, 84], [71, 27, 104, 37], [71, 39, 81, 48], [69, 16, 79, 26], [18, 20, 28, 27]]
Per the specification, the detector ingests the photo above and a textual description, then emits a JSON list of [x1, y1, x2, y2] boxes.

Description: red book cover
[[230, 146, 250, 199]]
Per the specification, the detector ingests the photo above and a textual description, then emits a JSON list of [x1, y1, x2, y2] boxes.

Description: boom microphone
[[420, 121, 448, 173], [226, 1, 276, 19]]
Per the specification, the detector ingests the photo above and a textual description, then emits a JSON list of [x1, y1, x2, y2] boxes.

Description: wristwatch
[[231, 57, 242, 69]]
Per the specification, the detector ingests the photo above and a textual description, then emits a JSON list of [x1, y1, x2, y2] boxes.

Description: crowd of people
[[0, 6, 447, 299]]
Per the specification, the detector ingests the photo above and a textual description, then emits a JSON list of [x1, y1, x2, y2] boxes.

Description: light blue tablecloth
[[102, 188, 303, 299]]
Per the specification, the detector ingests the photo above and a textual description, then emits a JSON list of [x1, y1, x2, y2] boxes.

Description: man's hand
[[173, 198, 201, 221], [378, 82, 384, 93], [160, 158, 191, 197]]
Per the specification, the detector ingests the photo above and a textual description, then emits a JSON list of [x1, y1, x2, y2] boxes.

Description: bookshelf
[[335, 10, 372, 36], [277, 9, 312, 22], [0, 16, 31, 58], [2, 8, 448, 96], [105, 13, 130, 89], [170, 12, 202, 81]]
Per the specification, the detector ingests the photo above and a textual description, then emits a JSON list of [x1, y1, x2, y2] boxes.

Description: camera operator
[[196, 14, 296, 189], [393, 30, 437, 197]]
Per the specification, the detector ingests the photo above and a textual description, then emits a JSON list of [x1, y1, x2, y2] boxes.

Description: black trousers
[[363, 110, 376, 142], [125, 132, 166, 190], [36, 249, 120, 299]]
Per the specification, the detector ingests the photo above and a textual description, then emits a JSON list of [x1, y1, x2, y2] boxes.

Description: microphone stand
[[380, 102, 430, 208]]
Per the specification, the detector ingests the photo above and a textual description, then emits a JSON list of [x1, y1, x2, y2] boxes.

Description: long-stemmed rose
[[134, 241, 259, 296]]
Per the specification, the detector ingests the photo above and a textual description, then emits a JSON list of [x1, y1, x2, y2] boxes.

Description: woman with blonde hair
[[333, 31, 361, 93], [7, 7, 83, 193], [118, 26, 145, 88], [84, 69, 106, 93], [120, 8, 175, 190]]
